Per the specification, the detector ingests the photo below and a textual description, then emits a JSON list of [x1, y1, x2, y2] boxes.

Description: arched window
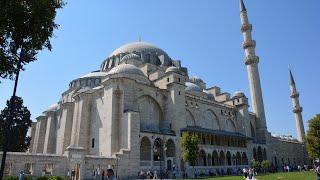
[[257, 146, 263, 162], [242, 152, 248, 165], [250, 122, 256, 139], [91, 138, 95, 148], [165, 139, 175, 157], [212, 151, 219, 166], [226, 151, 232, 165], [140, 137, 151, 161], [253, 148, 257, 160], [219, 151, 225, 166]]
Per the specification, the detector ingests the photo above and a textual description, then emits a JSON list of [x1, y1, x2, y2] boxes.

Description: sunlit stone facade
[[1, 1, 310, 179]]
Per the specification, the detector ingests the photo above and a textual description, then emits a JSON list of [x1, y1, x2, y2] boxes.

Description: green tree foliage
[[179, 132, 200, 167], [306, 114, 320, 159], [251, 159, 260, 169], [0, 0, 64, 81], [0, 96, 32, 152], [261, 160, 270, 173]]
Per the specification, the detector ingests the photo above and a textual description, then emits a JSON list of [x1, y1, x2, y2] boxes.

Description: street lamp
[[115, 157, 120, 179]]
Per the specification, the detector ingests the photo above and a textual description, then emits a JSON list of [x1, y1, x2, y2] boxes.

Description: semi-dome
[[120, 53, 141, 62], [80, 71, 108, 78], [110, 41, 168, 57], [185, 82, 202, 93], [107, 64, 145, 76], [44, 103, 59, 112]]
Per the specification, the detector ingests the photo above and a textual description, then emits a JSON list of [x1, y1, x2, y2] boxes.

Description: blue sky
[[0, 0, 319, 138]]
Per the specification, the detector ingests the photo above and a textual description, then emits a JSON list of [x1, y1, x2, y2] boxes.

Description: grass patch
[[200, 171, 316, 180]]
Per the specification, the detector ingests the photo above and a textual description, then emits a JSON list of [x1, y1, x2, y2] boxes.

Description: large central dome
[[101, 41, 177, 71], [109, 41, 169, 57]]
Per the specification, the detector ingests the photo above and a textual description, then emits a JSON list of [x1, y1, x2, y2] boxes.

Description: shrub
[[4, 176, 18, 180]]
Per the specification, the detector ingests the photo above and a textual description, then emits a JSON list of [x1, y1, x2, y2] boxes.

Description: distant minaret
[[289, 69, 305, 142], [240, 0, 267, 142]]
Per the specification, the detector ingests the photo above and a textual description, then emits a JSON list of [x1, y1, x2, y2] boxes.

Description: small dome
[[185, 82, 202, 93], [107, 64, 145, 76], [121, 53, 141, 62], [165, 66, 180, 73], [45, 103, 58, 112], [234, 91, 245, 97]]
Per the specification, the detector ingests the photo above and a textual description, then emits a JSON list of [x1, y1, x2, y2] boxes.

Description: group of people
[[242, 168, 256, 180], [92, 168, 116, 180], [66, 168, 116, 180], [138, 169, 172, 179]]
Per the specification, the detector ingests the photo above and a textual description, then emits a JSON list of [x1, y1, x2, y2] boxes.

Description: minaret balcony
[[244, 56, 259, 65], [242, 40, 256, 49], [293, 106, 303, 113], [241, 23, 252, 32], [290, 92, 299, 98]]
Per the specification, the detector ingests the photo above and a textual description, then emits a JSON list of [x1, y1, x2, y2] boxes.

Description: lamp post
[[115, 157, 120, 179]]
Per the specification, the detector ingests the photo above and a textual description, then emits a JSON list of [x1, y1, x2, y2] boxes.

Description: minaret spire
[[289, 69, 305, 142], [240, 0, 246, 12], [289, 69, 295, 85], [240, 0, 267, 143]]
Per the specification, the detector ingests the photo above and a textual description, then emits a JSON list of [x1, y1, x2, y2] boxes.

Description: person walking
[[243, 168, 248, 178], [248, 168, 253, 180], [18, 171, 24, 180], [102, 170, 105, 180]]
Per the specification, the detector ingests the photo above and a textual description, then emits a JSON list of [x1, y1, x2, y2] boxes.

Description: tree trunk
[[0, 50, 23, 180]]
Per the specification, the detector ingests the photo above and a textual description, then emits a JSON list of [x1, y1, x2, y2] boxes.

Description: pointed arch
[[205, 109, 220, 130], [137, 95, 163, 131], [250, 122, 256, 138], [253, 147, 257, 160], [219, 151, 225, 165], [226, 151, 232, 165], [165, 139, 175, 157], [242, 152, 248, 165], [186, 109, 196, 126], [212, 151, 219, 166], [226, 119, 236, 132], [140, 136, 151, 161], [257, 146, 263, 162]]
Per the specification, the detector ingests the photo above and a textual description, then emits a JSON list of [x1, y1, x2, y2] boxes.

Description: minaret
[[240, 0, 267, 142], [289, 69, 305, 142]]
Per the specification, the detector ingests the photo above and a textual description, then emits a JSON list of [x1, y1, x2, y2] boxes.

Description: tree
[[306, 114, 320, 160], [251, 159, 260, 170], [261, 160, 270, 173], [0, 0, 64, 179], [0, 96, 32, 152], [179, 132, 199, 177], [0, 0, 63, 82]]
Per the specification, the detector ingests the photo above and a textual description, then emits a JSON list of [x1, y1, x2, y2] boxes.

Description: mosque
[[0, 0, 310, 179]]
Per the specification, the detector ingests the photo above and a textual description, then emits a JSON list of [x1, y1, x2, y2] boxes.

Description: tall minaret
[[240, 0, 267, 142], [289, 69, 305, 142]]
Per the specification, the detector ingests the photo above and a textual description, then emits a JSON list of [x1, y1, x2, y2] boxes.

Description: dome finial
[[240, 0, 247, 12]]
